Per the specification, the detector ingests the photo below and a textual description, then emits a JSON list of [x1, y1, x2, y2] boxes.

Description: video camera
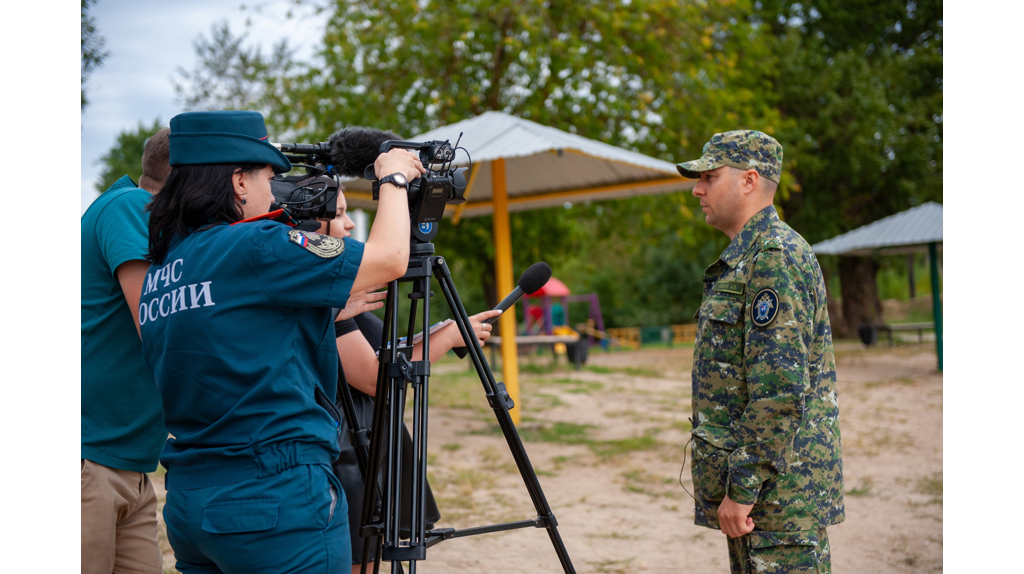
[[271, 129, 469, 241], [365, 139, 467, 242]]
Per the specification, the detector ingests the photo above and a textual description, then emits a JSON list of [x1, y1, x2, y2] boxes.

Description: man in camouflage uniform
[[677, 131, 844, 573]]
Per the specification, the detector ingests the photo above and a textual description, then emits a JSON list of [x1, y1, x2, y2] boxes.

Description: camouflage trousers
[[727, 528, 831, 574]]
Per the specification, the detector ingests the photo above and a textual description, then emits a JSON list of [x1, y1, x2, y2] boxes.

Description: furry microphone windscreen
[[327, 127, 402, 178]]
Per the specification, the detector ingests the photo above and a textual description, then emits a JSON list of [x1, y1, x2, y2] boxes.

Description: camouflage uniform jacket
[[690, 205, 844, 532]]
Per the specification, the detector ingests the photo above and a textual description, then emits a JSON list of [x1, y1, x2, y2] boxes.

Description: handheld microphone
[[485, 262, 552, 325], [454, 262, 552, 358]]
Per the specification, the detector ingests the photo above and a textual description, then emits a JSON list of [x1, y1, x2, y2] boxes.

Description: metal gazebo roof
[[812, 201, 943, 256], [343, 111, 692, 219], [812, 201, 944, 371]]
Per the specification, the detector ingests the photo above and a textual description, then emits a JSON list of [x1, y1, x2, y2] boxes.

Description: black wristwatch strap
[[380, 173, 409, 190]]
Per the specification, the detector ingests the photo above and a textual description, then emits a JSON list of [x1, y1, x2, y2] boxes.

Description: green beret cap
[[168, 111, 291, 174], [676, 130, 783, 183]]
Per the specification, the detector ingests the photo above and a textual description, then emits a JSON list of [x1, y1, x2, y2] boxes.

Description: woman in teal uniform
[[139, 110, 424, 574]]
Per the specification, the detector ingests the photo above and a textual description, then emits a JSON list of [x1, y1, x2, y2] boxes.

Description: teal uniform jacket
[[139, 220, 364, 490]]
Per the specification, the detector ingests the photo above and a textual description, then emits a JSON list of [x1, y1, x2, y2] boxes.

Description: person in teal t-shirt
[[81, 128, 171, 574]]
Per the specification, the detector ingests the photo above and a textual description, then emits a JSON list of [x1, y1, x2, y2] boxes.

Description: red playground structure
[[522, 277, 608, 352]]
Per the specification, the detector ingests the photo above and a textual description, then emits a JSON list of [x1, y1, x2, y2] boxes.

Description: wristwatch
[[379, 172, 409, 190]]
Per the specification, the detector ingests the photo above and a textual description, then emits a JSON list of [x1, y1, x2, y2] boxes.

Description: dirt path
[[151, 342, 942, 573]]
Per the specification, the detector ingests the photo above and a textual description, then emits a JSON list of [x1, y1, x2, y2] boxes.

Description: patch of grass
[[916, 472, 942, 504], [441, 442, 462, 452], [441, 466, 496, 497], [672, 419, 693, 433], [550, 454, 586, 470], [429, 370, 487, 411], [621, 468, 683, 499], [584, 365, 661, 377], [520, 362, 557, 374], [518, 421, 597, 445], [479, 446, 503, 465], [591, 434, 660, 459], [533, 377, 603, 394], [845, 427, 915, 456], [524, 392, 565, 411], [846, 478, 874, 497]]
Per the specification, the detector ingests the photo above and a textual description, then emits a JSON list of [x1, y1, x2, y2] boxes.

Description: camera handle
[[355, 241, 576, 574]]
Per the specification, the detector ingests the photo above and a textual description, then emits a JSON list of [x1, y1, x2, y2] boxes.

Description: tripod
[[346, 241, 576, 574]]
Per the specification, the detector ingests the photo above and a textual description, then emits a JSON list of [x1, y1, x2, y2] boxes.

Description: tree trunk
[[837, 256, 882, 338]]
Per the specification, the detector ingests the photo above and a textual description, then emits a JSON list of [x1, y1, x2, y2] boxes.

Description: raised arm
[[350, 149, 425, 293]]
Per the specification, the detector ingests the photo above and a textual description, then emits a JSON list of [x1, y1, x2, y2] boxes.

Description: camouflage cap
[[676, 130, 783, 183]]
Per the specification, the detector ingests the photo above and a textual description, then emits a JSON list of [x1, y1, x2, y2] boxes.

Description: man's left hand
[[717, 494, 755, 538]]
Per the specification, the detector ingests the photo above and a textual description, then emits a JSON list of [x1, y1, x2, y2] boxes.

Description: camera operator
[[316, 190, 499, 574], [139, 110, 423, 573], [81, 127, 170, 574]]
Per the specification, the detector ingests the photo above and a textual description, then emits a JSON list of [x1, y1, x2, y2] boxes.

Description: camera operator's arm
[[336, 309, 501, 395], [409, 309, 502, 362], [350, 149, 425, 293]]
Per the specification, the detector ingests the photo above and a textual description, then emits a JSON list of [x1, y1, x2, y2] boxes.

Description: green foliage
[[169, 0, 943, 329], [173, 21, 298, 113], [95, 119, 165, 193], [756, 1, 943, 242], [81, 0, 108, 110]]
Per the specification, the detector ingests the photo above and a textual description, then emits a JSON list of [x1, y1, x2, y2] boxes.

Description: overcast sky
[[80, 0, 326, 213]]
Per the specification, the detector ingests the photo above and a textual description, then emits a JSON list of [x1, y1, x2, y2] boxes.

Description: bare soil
[[151, 340, 942, 573]]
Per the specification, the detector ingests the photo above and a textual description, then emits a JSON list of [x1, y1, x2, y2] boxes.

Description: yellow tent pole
[[491, 158, 520, 424]]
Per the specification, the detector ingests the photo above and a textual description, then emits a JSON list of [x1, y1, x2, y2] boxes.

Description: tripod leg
[[434, 258, 577, 574], [359, 281, 401, 573]]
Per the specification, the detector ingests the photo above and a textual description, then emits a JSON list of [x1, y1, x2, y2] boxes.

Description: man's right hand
[[374, 148, 426, 185], [717, 494, 755, 538]]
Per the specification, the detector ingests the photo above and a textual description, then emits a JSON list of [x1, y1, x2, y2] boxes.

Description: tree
[[95, 119, 164, 193], [173, 21, 298, 113], [81, 0, 108, 110], [752, 1, 943, 335]]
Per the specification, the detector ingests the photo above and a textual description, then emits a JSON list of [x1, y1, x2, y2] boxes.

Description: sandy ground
[[151, 340, 942, 573]]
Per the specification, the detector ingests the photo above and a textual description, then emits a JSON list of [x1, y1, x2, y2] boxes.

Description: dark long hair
[[147, 163, 267, 264]]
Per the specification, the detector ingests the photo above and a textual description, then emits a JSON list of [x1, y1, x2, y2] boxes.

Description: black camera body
[[270, 173, 339, 232], [368, 140, 467, 242]]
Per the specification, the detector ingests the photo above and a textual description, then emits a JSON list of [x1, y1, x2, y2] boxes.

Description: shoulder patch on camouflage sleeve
[[288, 229, 346, 258], [762, 236, 783, 251], [751, 288, 780, 327]]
